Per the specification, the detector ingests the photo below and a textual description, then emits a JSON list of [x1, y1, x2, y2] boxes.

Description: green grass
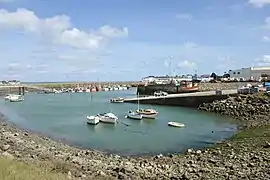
[[0, 157, 66, 180], [230, 125, 270, 140]]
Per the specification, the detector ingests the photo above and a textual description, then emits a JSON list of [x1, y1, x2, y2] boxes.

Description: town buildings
[[228, 66, 270, 81]]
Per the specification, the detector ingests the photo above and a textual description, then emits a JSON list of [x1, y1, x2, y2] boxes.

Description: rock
[[1, 144, 10, 151], [14, 133, 19, 136], [2, 152, 14, 159], [67, 171, 72, 179], [263, 142, 270, 148]]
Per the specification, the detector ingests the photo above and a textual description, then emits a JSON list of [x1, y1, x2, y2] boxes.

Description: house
[[228, 67, 270, 81]]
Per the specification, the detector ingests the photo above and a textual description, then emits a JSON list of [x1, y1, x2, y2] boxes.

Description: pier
[[0, 84, 53, 95], [124, 89, 238, 108]]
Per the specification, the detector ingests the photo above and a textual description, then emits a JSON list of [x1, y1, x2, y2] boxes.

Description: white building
[[228, 67, 270, 81]]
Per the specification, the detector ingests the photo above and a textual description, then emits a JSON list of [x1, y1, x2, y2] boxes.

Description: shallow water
[[0, 88, 237, 156]]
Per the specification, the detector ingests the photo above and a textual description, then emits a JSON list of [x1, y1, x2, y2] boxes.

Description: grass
[[230, 125, 270, 140], [0, 157, 66, 180]]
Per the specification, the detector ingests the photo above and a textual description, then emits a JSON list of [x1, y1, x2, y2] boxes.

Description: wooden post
[[22, 86, 25, 95], [18, 87, 21, 95]]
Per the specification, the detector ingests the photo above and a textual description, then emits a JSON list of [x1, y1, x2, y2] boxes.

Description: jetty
[[0, 84, 53, 95], [124, 89, 238, 108]]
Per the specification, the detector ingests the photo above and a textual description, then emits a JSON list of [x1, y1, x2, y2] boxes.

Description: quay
[[124, 89, 238, 108]]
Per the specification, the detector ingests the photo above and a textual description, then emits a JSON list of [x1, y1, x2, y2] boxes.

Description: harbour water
[[0, 88, 237, 156]]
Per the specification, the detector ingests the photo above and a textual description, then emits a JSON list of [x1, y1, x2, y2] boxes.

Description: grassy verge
[[0, 157, 66, 180], [230, 125, 270, 140]]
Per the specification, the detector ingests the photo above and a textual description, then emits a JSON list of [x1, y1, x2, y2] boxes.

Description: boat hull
[[168, 121, 185, 128], [87, 116, 100, 125], [141, 114, 157, 119], [126, 113, 143, 120], [99, 117, 117, 124]]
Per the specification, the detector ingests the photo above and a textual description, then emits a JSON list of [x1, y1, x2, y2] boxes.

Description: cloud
[[248, 0, 270, 8], [177, 60, 197, 70], [0, 8, 128, 50], [254, 55, 270, 66], [175, 13, 192, 20], [262, 36, 270, 42], [265, 17, 270, 29]]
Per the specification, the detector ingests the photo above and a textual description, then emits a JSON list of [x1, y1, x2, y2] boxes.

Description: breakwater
[[137, 82, 256, 95]]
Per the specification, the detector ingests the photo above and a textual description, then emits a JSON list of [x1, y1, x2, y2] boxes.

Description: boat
[[98, 113, 118, 124], [86, 116, 100, 125], [8, 95, 24, 102], [168, 121, 185, 128], [4, 94, 13, 101], [136, 109, 158, 119], [125, 110, 143, 120], [110, 97, 124, 103]]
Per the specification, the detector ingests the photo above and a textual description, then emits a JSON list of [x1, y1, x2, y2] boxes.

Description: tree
[[210, 72, 217, 80]]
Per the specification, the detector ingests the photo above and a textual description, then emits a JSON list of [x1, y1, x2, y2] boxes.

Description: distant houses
[[0, 80, 21, 85]]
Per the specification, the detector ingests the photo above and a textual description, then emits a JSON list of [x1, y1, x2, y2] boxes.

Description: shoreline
[[1, 94, 270, 179]]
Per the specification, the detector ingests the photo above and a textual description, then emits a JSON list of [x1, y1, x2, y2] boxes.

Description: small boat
[[136, 109, 158, 119], [168, 121, 185, 128], [9, 95, 24, 102], [4, 94, 12, 101], [86, 116, 100, 125], [110, 97, 124, 103], [125, 110, 143, 120], [98, 113, 118, 124]]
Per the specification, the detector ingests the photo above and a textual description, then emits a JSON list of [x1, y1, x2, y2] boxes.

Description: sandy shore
[[1, 93, 270, 179]]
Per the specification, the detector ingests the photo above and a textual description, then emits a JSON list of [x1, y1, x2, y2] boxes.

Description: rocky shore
[[1, 93, 270, 179]]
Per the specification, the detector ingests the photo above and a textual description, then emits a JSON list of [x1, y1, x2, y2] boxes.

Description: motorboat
[[136, 109, 158, 119], [168, 121, 185, 128], [4, 94, 12, 101], [98, 113, 118, 124], [8, 94, 24, 102], [110, 97, 124, 103], [86, 116, 100, 125], [125, 110, 143, 120]]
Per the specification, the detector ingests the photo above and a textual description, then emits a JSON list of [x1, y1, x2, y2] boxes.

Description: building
[[228, 67, 270, 81]]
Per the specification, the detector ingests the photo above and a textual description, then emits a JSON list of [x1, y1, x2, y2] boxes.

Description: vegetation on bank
[[230, 125, 270, 140], [0, 157, 66, 180]]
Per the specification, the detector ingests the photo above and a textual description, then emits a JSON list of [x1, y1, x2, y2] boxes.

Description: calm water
[[0, 88, 237, 156]]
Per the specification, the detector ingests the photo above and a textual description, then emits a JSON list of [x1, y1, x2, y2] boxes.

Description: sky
[[0, 0, 270, 82]]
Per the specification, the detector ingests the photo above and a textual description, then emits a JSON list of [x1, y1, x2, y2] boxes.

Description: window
[[233, 72, 236, 74], [237, 72, 240, 74]]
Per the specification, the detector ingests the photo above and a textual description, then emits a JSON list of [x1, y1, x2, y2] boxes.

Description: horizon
[[1, 0, 270, 82]]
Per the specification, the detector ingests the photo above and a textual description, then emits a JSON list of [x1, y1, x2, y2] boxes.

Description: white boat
[[86, 116, 100, 125], [113, 87, 119, 91], [98, 113, 118, 124], [168, 121, 185, 128], [9, 95, 24, 102], [122, 86, 128, 90], [4, 94, 13, 101], [136, 109, 158, 119], [125, 111, 143, 120], [103, 87, 109, 91], [118, 86, 123, 90], [110, 97, 124, 103], [85, 89, 91, 93]]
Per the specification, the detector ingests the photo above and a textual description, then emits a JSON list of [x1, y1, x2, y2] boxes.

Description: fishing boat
[[110, 97, 124, 103], [168, 121, 185, 128], [98, 113, 118, 124], [86, 115, 100, 125], [125, 110, 143, 120]]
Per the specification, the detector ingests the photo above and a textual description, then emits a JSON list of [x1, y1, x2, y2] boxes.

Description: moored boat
[[136, 109, 158, 119], [8, 94, 24, 102], [110, 97, 124, 103], [168, 121, 185, 128], [125, 110, 143, 120], [86, 116, 100, 125], [98, 113, 118, 124]]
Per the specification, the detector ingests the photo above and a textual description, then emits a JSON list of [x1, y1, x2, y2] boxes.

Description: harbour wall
[[125, 93, 238, 108], [137, 82, 254, 95]]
